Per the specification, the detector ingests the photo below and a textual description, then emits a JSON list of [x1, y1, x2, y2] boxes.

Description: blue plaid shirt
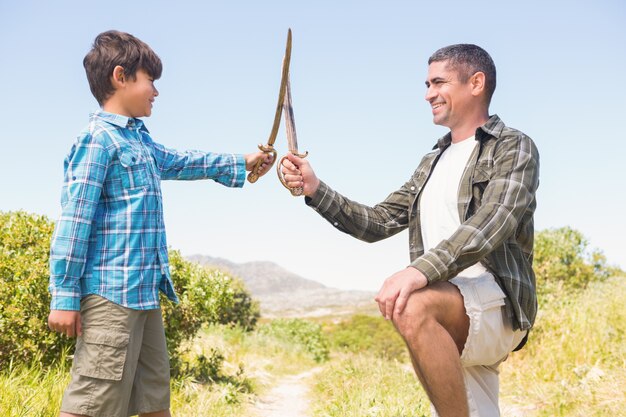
[[49, 111, 246, 311]]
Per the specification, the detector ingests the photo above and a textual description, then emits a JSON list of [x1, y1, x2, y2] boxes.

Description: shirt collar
[[433, 114, 504, 151], [90, 110, 150, 133]]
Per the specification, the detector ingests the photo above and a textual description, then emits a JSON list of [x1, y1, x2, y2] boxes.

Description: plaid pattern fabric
[[306, 115, 540, 330], [49, 111, 246, 311]]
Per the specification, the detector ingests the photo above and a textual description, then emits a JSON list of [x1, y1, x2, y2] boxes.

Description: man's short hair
[[428, 44, 496, 104], [83, 30, 162, 105]]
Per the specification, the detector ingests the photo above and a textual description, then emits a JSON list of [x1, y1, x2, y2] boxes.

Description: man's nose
[[425, 86, 435, 102]]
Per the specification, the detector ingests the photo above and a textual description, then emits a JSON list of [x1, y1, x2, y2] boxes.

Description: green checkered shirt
[[306, 114, 539, 330]]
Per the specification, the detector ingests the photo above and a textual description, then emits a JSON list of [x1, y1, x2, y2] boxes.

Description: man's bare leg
[[392, 282, 470, 417]]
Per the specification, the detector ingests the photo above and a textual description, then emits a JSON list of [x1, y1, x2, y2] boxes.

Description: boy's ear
[[111, 65, 126, 87]]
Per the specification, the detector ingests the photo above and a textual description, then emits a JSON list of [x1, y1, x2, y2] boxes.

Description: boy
[[48, 30, 273, 417]]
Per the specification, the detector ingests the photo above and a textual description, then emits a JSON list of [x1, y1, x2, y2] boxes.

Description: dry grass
[[499, 276, 626, 416], [2, 278, 624, 416]]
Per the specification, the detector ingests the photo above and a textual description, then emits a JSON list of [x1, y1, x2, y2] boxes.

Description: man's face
[[424, 61, 474, 130]]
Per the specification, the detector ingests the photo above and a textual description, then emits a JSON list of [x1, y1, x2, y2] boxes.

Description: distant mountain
[[186, 254, 375, 316]]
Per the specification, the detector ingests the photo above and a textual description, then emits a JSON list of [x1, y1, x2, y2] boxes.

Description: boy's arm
[[49, 137, 110, 312], [150, 142, 247, 187]]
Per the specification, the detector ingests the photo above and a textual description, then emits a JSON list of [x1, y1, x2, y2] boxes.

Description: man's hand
[[280, 153, 320, 197], [375, 267, 428, 320], [244, 151, 275, 177], [48, 310, 82, 337]]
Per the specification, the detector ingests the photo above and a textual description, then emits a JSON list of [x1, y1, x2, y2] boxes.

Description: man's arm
[[413, 134, 540, 284], [282, 153, 431, 318], [377, 135, 539, 319], [281, 153, 412, 243]]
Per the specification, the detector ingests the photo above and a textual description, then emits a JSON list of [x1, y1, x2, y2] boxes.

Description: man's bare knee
[[392, 282, 469, 352], [392, 291, 433, 341]]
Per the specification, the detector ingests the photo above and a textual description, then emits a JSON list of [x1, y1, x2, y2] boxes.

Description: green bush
[[0, 210, 259, 374], [0, 211, 73, 368], [258, 318, 330, 363], [534, 227, 617, 296], [163, 250, 260, 376], [217, 278, 260, 331], [325, 314, 407, 361]]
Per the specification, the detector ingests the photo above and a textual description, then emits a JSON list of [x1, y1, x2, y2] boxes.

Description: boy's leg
[[60, 295, 146, 417], [129, 307, 171, 416]]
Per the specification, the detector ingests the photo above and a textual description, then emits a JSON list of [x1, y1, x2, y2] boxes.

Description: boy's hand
[[280, 153, 320, 197], [245, 151, 275, 177], [48, 310, 82, 337]]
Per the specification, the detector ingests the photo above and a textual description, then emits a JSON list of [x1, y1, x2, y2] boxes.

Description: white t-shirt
[[419, 136, 487, 278]]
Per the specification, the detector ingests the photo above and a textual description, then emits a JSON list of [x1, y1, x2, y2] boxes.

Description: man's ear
[[470, 71, 486, 97], [111, 65, 126, 87]]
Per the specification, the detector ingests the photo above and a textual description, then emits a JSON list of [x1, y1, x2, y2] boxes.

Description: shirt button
[[333, 222, 339, 226], [72, 176, 76, 181], [132, 157, 136, 162], [410, 186, 416, 191]]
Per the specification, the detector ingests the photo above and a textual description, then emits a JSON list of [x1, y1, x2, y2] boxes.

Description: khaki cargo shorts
[[60, 295, 170, 417], [433, 272, 527, 417]]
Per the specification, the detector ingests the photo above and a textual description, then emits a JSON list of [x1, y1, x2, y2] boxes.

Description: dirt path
[[250, 368, 322, 417]]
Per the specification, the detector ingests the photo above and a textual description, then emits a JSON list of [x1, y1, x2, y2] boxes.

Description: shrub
[[216, 278, 260, 331], [0, 211, 73, 368], [161, 250, 260, 376], [0, 210, 259, 374], [534, 227, 616, 296], [325, 314, 407, 361], [258, 318, 329, 363]]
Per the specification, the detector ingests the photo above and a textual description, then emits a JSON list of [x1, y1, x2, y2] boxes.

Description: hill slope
[[187, 254, 375, 316]]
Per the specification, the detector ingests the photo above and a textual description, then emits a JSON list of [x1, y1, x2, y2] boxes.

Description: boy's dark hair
[[429, 44, 496, 105], [83, 30, 162, 105]]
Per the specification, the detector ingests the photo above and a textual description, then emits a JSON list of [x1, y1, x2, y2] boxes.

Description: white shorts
[[432, 272, 527, 417]]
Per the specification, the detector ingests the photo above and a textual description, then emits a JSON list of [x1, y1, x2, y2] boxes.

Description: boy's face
[[120, 69, 159, 118]]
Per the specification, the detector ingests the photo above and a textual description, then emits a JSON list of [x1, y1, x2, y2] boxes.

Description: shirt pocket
[[472, 162, 491, 184], [469, 161, 492, 210], [74, 329, 130, 381], [119, 149, 149, 189]]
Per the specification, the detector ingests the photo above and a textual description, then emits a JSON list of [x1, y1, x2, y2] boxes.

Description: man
[[280, 44, 539, 416]]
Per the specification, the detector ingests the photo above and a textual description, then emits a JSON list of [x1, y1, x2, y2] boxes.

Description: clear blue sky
[[1, 0, 624, 291]]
